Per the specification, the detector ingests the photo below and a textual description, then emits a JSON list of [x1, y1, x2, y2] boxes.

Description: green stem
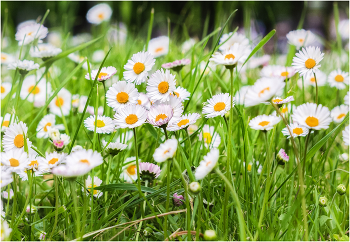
[[14, 74, 25, 115], [9, 174, 17, 240], [164, 158, 171, 240], [70, 181, 81, 240], [313, 72, 318, 104], [302, 76, 305, 103], [49, 175, 59, 241], [14, 170, 33, 227], [303, 131, 311, 174]]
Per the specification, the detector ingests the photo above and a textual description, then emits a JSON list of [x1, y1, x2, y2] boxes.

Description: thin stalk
[[136, 180, 149, 241], [14, 75, 25, 115], [164, 158, 171, 240], [145, 8, 154, 51], [49, 175, 59, 241], [195, 190, 203, 241], [9, 173, 18, 240], [303, 131, 311, 174], [302, 76, 305, 103], [313, 72, 318, 104], [70, 181, 81, 240]]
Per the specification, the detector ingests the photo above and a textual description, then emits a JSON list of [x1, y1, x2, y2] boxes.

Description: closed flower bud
[[276, 148, 289, 165], [173, 193, 184, 206], [189, 182, 201, 194], [337, 184, 346, 195], [204, 230, 217, 241], [319, 196, 327, 207]]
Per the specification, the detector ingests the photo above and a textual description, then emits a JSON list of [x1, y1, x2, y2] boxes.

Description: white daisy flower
[[344, 91, 349, 106], [3, 121, 32, 152], [30, 43, 62, 59], [139, 162, 161, 181], [292, 46, 324, 77], [153, 95, 183, 118], [106, 81, 139, 111], [136, 93, 151, 110], [86, 3, 112, 25], [47, 31, 62, 47], [52, 163, 92, 177], [281, 123, 309, 138], [181, 38, 196, 53], [15, 23, 48, 45], [147, 104, 173, 127], [330, 105, 349, 123], [1, 82, 11, 99], [8, 60, 40, 73], [298, 70, 327, 87], [36, 114, 64, 138], [84, 115, 115, 134], [20, 75, 51, 107], [244, 77, 285, 107], [234, 86, 250, 105], [123, 51, 156, 85], [65, 149, 103, 168], [1, 52, 15, 65], [167, 113, 201, 131], [292, 103, 332, 130], [121, 161, 137, 183], [269, 96, 294, 105], [26, 154, 48, 175], [85, 66, 117, 82], [1, 149, 28, 174], [327, 69, 349, 90], [187, 124, 198, 135], [199, 125, 221, 148], [161, 59, 191, 71], [194, 148, 219, 180], [1, 170, 13, 188], [219, 32, 250, 51], [114, 105, 148, 129], [171, 86, 191, 101], [147, 36, 169, 58], [202, 93, 235, 118], [210, 43, 248, 67], [146, 69, 176, 103], [342, 125, 349, 146], [83, 176, 103, 198], [1, 220, 12, 241], [49, 88, 72, 116], [274, 66, 297, 79], [43, 151, 66, 169], [102, 140, 127, 155], [249, 114, 281, 131], [1, 113, 17, 132], [286, 29, 316, 49], [153, 139, 178, 163]]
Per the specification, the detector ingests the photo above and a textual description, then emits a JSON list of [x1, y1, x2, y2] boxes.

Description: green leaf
[[319, 215, 331, 227], [95, 183, 157, 194], [30, 206, 67, 225]]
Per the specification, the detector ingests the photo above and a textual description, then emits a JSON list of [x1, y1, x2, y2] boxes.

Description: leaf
[[30, 206, 67, 225], [319, 215, 331, 227], [95, 183, 157, 194]]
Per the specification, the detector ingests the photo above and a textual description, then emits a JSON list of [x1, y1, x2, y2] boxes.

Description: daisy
[[147, 36, 169, 58], [153, 95, 183, 118], [2, 189, 14, 199], [84, 115, 115, 134], [1, 52, 15, 65], [199, 125, 221, 148], [276, 148, 289, 165], [106, 81, 139, 111], [85, 66, 117, 82], [188, 124, 198, 135], [1, 170, 13, 188], [83, 176, 103, 198], [136, 93, 151, 110], [86, 3, 112, 25], [1, 82, 11, 99], [1, 150, 28, 173], [139, 162, 161, 182], [3, 121, 32, 152], [8, 60, 40, 74], [153, 139, 178, 162], [121, 160, 137, 183], [147, 69, 176, 103], [49, 88, 72, 116], [167, 113, 201, 131], [234, 86, 250, 105], [114, 105, 148, 129], [182, 38, 196, 53], [292, 46, 324, 77], [26, 154, 48, 175], [210, 43, 248, 68], [171, 86, 191, 101], [338, 19, 349, 40], [43, 151, 66, 169], [30, 43, 62, 59], [15, 23, 48, 45], [1, 113, 16, 132], [52, 134, 70, 151], [20, 75, 51, 107], [249, 114, 281, 131], [281, 123, 309, 138], [102, 140, 127, 156], [344, 91, 349, 106], [298, 70, 327, 88], [269, 96, 294, 106], [327, 69, 349, 90], [161, 59, 191, 72], [202, 93, 234, 118], [194, 148, 219, 180], [219, 32, 250, 51], [65, 149, 103, 168], [292, 103, 332, 130], [147, 104, 173, 127], [52, 163, 92, 178], [342, 125, 349, 146], [244, 77, 285, 107], [331, 105, 349, 123], [36, 114, 64, 138], [286, 29, 316, 49], [1, 220, 12, 241], [123, 51, 156, 85], [274, 66, 296, 80]]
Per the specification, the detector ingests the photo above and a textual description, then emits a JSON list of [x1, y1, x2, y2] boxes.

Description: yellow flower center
[[116, 92, 129, 103], [281, 71, 289, 77], [214, 102, 226, 111], [55, 97, 64, 107], [28, 85, 40, 94], [133, 62, 145, 75], [2, 121, 9, 127], [1, 86, 5, 93], [127, 165, 136, 175], [298, 38, 304, 43], [137, 100, 142, 105], [310, 77, 316, 83], [203, 132, 211, 144], [94, 120, 105, 128], [258, 87, 270, 97], [293, 127, 303, 135], [1, 55, 7, 60], [80, 159, 90, 165], [125, 114, 138, 125], [334, 75, 344, 82], [155, 114, 167, 122], [177, 119, 189, 127], [44, 122, 52, 132], [206, 161, 212, 167], [337, 113, 346, 120], [98, 13, 105, 20], [14, 134, 24, 148], [258, 121, 270, 127], [281, 107, 288, 113], [247, 163, 252, 172], [9, 158, 19, 167], [48, 158, 59, 165], [305, 58, 316, 69], [88, 185, 99, 195], [158, 81, 169, 94], [163, 149, 171, 155], [305, 116, 319, 127], [273, 98, 283, 103], [155, 47, 164, 53], [224, 54, 235, 60], [27, 31, 33, 36], [29, 160, 38, 168], [98, 72, 108, 79]]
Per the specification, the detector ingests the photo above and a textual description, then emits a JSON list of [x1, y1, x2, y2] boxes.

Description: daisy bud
[[173, 193, 184, 206], [319, 196, 327, 207], [337, 184, 346, 195], [38, 231, 46, 241], [139, 162, 161, 183], [26, 205, 37, 214], [48, 127, 60, 141], [189, 182, 201, 194], [276, 148, 289, 165], [203, 230, 217, 241]]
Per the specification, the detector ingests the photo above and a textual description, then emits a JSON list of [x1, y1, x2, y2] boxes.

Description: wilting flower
[[85, 66, 117, 82], [83, 175, 103, 198], [292, 46, 324, 77], [86, 3, 112, 25], [202, 93, 234, 118], [114, 105, 148, 129], [281, 123, 309, 138], [292, 103, 332, 130], [276, 148, 289, 165], [249, 114, 281, 131], [139, 162, 161, 182], [147, 104, 173, 127], [84, 115, 115, 134], [3, 121, 32, 152], [194, 148, 219, 180], [331, 105, 348, 123], [327, 69, 349, 90], [153, 139, 178, 162], [173, 193, 184, 206], [147, 36, 169, 58], [162, 59, 191, 72], [286, 29, 316, 49], [147, 69, 176, 103], [123, 51, 155, 85], [106, 81, 139, 111], [15, 22, 48, 45], [167, 113, 201, 131]]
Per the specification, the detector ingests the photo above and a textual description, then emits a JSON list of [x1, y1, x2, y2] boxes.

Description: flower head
[[173, 193, 184, 206], [84, 115, 115, 134], [277, 148, 289, 165], [210, 43, 248, 68], [331, 105, 348, 123], [15, 23, 48, 45], [194, 148, 219, 180], [102, 140, 127, 156], [1, 150, 28, 173], [85, 66, 117, 82], [147, 104, 173, 127], [8, 60, 40, 74], [327, 69, 349, 90], [167, 113, 201, 131], [286, 29, 316, 49], [106, 81, 139, 111], [199, 125, 221, 148], [281, 123, 309, 139], [162, 59, 191, 72], [86, 3, 112, 25], [3, 121, 32, 152], [219, 32, 250, 51], [249, 114, 281, 131], [146, 69, 176, 103], [292, 103, 332, 130], [292, 46, 324, 77], [153, 139, 178, 162], [202, 93, 234, 118], [139, 162, 161, 182], [31, 43, 62, 59], [123, 51, 156, 85], [114, 105, 148, 129], [49, 88, 72, 116], [147, 36, 169, 58], [83, 175, 103, 198]]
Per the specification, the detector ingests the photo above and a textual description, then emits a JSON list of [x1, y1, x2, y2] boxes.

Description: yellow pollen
[[258, 87, 270, 97], [163, 149, 171, 155], [293, 127, 303, 135], [281, 71, 289, 77], [310, 77, 316, 83], [27, 31, 33, 36], [29, 160, 38, 168], [116, 92, 129, 103], [174, 92, 180, 97], [125, 114, 138, 125], [1, 86, 5, 93], [258, 121, 270, 127], [155, 47, 164, 53], [98, 72, 108, 79], [137, 100, 142, 105], [281, 107, 288, 113], [206, 161, 212, 167], [177, 119, 190, 127], [98, 13, 104, 20], [55, 97, 64, 107], [224, 54, 235, 60], [1, 55, 7, 60], [28, 85, 40, 94], [334, 75, 344, 82], [88, 185, 99, 195], [94, 120, 105, 128], [80, 159, 90, 165], [305, 58, 316, 69], [337, 113, 346, 120], [155, 114, 167, 122], [48, 158, 59, 165], [14, 134, 24, 148], [298, 38, 304, 43], [2, 121, 9, 127], [44, 122, 52, 132], [273, 98, 283, 103], [203, 132, 211, 144], [127, 165, 136, 175], [133, 62, 145, 75], [305, 116, 319, 127], [158, 82, 169, 94], [9, 158, 19, 167], [247, 164, 252, 172], [214, 102, 226, 112]]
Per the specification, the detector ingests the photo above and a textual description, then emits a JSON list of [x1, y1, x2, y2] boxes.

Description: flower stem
[[164, 158, 171, 240], [49, 175, 59, 241], [303, 131, 311, 174], [70, 180, 81, 240], [313, 72, 318, 104], [9, 173, 18, 240]]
